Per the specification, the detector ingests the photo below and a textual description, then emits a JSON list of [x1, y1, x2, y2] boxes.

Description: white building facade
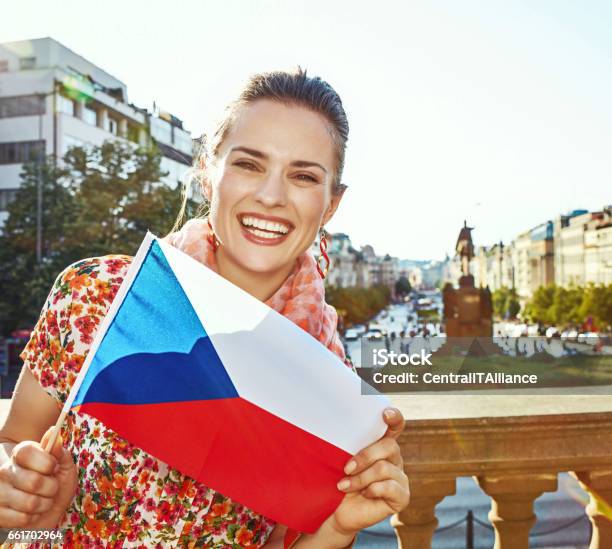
[[0, 38, 193, 225]]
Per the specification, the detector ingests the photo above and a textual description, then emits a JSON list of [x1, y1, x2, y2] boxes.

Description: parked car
[[561, 329, 578, 341], [344, 329, 360, 341], [367, 324, 387, 336], [353, 324, 367, 335], [365, 329, 384, 340], [545, 326, 560, 338]]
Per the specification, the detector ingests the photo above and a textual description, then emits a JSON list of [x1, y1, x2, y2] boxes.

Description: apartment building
[[0, 37, 193, 225]]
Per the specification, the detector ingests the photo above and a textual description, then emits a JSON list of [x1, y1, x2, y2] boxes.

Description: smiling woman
[[0, 68, 409, 549]]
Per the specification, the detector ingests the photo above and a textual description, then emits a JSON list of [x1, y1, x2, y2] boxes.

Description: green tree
[[0, 158, 77, 334], [0, 141, 195, 335], [491, 286, 520, 320], [395, 276, 412, 298], [524, 282, 612, 329], [524, 284, 556, 324], [325, 285, 391, 326], [579, 284, 612, 331], [63, 141, 187, 258]]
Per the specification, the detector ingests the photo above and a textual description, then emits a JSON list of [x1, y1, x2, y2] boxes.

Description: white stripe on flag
[[158, 239, 389, 455]]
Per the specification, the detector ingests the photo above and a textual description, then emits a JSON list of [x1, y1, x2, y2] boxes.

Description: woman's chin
[[228, 247, 295, 275]]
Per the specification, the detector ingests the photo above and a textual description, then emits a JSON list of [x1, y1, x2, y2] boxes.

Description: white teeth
[[249, 228, 282, 239], [240, 216, 290, 234]]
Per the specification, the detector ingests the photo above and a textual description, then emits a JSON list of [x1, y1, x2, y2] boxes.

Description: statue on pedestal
[[455, 220, 475, 288], [443, 221, 492, 337]]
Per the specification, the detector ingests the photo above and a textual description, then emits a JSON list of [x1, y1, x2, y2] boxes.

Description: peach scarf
[[163, 218, 347, 362]]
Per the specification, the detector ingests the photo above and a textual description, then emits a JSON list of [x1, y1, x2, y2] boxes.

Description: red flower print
[[82, 494, 98, 518], [211, 500, 231, 517], [156, 501, 173, 523], [112, 474, 127, 490], [85, 518, 106, 538], [236, 527, 254, 546]]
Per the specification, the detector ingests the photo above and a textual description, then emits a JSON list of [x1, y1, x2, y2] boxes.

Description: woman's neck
[[215, 248, 296, 302]]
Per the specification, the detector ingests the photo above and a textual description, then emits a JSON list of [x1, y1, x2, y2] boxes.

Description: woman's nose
[[252, 171, 288, 208]]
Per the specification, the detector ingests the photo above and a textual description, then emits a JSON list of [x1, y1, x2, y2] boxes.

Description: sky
[[2, 0, 611, 260]]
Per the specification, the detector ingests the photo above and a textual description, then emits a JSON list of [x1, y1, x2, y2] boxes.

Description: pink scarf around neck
[[163, 218, 347, 363]]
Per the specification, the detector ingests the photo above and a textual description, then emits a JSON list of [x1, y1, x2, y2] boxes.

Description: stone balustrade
[[390, 394, 612, 549]]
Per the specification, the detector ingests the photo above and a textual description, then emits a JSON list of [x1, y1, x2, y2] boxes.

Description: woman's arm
[[0, 367, 78, 527], [0, 367, 60, 454]]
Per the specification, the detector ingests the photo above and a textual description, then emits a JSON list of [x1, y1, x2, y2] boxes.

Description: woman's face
[[205, 99, 343, 275]]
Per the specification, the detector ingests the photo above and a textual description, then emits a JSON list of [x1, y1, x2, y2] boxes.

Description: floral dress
[[20, 255, 276, 548]]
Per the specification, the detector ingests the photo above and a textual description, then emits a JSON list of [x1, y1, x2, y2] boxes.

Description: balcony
[[391, 394, 612, 548]]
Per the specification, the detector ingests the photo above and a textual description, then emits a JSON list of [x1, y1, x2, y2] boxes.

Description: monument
[[443, 221, 492, 337]]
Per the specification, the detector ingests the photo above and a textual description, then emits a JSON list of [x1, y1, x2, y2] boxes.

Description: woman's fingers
[[12, 441, 57, 476], [337, 459, 407, 493], [344, 436, 402, 475], [361, 479, 410, 511], [8, 463, 59, 498], [383, 408, 405, 439], [0, 506, 33, 528], [1, 485, 54, 514]]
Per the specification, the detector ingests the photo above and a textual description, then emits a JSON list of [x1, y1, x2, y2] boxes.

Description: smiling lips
[[238, 213, 294, 246]]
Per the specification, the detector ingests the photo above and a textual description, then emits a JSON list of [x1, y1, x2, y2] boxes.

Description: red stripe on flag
[[77, 398, 350, 532]]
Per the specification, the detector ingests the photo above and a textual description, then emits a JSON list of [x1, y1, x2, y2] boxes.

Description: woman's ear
[[321, 184, 347, 226]]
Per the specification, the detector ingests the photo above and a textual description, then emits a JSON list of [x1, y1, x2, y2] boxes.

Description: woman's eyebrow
[[230, 146, 328, 173], [230, 146, 267, 159], [290, 160, 328, 173]]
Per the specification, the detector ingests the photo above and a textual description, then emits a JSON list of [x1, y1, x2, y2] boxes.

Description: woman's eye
[[234, 160, 258, 171], [294, 173, 318, 183]]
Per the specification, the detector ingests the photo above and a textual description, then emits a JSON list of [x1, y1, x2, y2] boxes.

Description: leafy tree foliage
[[0, 141, 197, 335], [491, 286, 521, 320], [326, 285, 391, 326], [394, 275, 412, 298], [524, 283, 611, 330]]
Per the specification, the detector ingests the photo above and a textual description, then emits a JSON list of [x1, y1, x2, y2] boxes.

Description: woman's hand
[[327, 407, 410, 541], [0, 427, 78, 528]]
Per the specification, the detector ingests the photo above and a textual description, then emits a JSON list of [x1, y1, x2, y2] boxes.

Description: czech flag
[[62, 232, 389, 533]]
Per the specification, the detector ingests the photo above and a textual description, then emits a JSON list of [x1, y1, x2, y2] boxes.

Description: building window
[[57, 95, 75, 116], [19, 57, 36, 70], [0, 95, 46, 118], [108, 118, 118, 135], [0, 188, 18, 211], [0, 141, 45, 165], [83, 106, 97, 126]]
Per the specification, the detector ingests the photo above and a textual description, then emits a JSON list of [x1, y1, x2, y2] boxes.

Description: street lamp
[[36, 93, 45, 264]]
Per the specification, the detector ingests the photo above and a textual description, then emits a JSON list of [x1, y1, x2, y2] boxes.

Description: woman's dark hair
[[209, 67, 349, 192], [170, 68, 349, 234]]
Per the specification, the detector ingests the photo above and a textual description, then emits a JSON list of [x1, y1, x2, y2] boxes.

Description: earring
[[317, 227, 330, 279], [207, 218, 220, 252]]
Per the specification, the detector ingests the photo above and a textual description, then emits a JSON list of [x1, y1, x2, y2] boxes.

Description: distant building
[[0, 37, 194, 225], [584, 207, 612, 284], [326, 233, 357, 288], [527, 221, 555, 292], [554, 210, 603, 287]]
